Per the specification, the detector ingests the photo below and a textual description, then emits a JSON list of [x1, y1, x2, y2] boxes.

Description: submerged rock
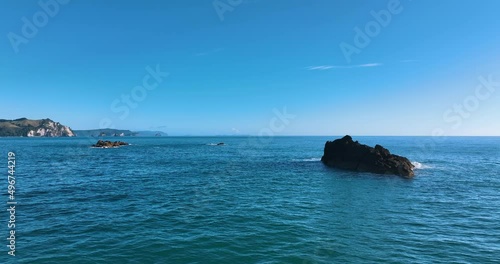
[[92, 140, 129, 148], [321, 135, 414, 178]]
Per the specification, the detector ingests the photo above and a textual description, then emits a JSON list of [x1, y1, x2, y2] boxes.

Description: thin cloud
[[307, 65, 335, 70], [357, 63, 382, 67], [307, 63, 382, 70]]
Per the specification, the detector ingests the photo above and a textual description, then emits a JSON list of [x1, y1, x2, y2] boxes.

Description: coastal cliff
[[0, 118, 75, 137]]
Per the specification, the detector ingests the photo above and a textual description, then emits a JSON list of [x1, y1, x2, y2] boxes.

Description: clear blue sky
[[1, 0, 499, 135]]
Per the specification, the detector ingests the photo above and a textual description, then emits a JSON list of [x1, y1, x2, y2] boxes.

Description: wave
[[294, 158, 322, 162], [412, 161, 432, 169]]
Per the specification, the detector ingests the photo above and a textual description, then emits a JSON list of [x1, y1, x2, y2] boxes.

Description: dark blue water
[[1, 136, 499, 263]]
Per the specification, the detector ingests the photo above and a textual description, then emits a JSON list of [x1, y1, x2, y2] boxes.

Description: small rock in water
[[92, 140, 129, 148]]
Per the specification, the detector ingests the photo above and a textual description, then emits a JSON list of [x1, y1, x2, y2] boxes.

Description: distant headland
[[0, 118, 74, 137], [0, 118, 168, 137]]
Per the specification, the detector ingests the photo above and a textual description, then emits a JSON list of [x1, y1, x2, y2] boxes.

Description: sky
[[1, 0, 499, 136]]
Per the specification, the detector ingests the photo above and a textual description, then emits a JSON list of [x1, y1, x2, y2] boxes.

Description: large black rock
[[321, 135, 414, 178]]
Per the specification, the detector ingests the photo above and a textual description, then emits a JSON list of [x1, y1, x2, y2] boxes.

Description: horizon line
[[3, 135, 498, 138]]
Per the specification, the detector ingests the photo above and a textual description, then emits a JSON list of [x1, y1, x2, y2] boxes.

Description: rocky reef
[[321, 135, 415, 178], [92, 140, 129, 148]]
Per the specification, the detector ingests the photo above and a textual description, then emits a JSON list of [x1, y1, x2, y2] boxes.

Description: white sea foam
[[412, 161, 432, 169], [294, 158, 322, 162]]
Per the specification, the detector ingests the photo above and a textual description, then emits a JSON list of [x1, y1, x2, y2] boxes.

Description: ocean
[[1, 136, 499, 263]]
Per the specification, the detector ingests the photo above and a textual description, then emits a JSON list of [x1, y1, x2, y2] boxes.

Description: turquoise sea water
[[1, 136, 499, 263]]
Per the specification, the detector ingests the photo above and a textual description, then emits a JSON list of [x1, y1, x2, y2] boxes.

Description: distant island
[[74, 129, 168, 137], [0, 118, 168, 137], [74, 129, 137, 137]]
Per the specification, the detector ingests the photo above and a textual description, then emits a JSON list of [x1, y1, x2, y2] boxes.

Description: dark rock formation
[[321, 135, 414, 178], [92, 140, 129, 148]]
